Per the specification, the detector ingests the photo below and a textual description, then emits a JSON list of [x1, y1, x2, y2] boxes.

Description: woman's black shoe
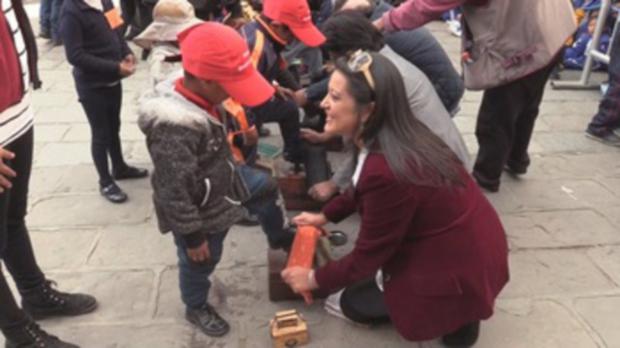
[[100, 183, 128, 203], [113, 166, 149, 180], [441, 321, 480, 347]]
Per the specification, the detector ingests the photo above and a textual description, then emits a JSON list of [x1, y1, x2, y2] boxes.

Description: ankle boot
[[3, 321, 79, 348], [20, 280, 97, 320]]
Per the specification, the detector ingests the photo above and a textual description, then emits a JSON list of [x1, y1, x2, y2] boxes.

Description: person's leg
[[106, 84, 127, 172], [175, 231, 230, 337], [238, 165, 293, 249], [507, 62, 557, 173], [0, 129, 45, 290], [50, 0, 64, 44], [473, 81, 524, 191], [251, 98, 303, 163], [78, 87, 115, 187], [339, 278, 390, 325], [39, 0, 52, 37]]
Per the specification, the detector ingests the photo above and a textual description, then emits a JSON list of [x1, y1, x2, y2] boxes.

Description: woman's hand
[[281, 266, 318, 293], [293, 212, 328, 227], [0, 147, 16, 193]]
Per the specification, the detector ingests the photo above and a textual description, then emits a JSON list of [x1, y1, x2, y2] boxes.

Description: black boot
[[3, 321, 79, 348], [186, 303, 230, 337], [20, 280, 98, 320], [441, 321, 480, 347]]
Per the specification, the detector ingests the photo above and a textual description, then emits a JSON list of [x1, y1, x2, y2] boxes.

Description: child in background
[[563, 16, 611, 70], [133, 0, 202, 86]]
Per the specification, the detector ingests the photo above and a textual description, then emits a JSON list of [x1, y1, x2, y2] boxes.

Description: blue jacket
[[60, 0, 132, 88], [563, 32, 610, 70]]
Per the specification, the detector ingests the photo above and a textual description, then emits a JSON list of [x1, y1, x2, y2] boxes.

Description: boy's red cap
[[177, 22, 274, 107], [263, 0, 326, 47]]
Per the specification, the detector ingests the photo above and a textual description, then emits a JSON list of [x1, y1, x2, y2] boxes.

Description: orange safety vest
[[223, 30, 266, 163]]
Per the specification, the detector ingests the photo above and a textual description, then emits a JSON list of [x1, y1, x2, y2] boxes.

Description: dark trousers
[[588, 32, 620, 136], [174, 231, 227, 309], [474, 61, 556, 184], [250, 97, 303, 161], [0, 129, 46, 332], [339, 278, 390, 325], [77, 84, 127, 187], [238, 165, 289, 248]]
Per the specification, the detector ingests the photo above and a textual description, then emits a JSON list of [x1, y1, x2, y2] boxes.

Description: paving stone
[[421, 299, 598, 348], [574, 296, 620, 347], [597, 177, 620, 197], [33, 105, 87, 124], [503, 179, 618, 212], [40, 324, 193, 348], [31, 91, 75, 108], [29, 229, 99, 270], [503, 210, 620, 249], [43, 270, 155, 322], [34, 142, 92, 167], [88, 224, 177, 267], [538, 115, 591, 132], [33, 124, 70, 143], [596, 205, 620, 229], [27, 189, 152, 228], [535, 132, 616, 153], [587, 246, 620, 286], [525, 153, 620, 180], [29, 164, 100, 195], [502, 250, 617, 298]]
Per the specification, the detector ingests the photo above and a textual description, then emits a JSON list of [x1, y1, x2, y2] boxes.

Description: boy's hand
[[0, 147, 16, 193], [293, 212, 328, 227], [373, 17, 385, 32], [308, 181, 338, 202], [187, 241, 210, 263], [119, 57, 136, 77], [275, 86, 296, 100], [300, 128, 331, 144], [124, 54, 136, 66]]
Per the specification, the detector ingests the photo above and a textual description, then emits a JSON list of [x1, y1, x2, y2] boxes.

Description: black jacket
[[60, 0, 132, 89]]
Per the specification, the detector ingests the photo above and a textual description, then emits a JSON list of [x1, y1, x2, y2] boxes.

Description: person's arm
[[305, 77, 329, 103], [315, 172, 418, 293], [60, 12, 121, 76], [148, 125, 205, 248], [321, 187, 358, 223], [380, 0, 465, 32]]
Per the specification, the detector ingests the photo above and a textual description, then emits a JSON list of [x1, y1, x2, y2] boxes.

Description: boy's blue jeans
[[39, 0, 51, 34], [237, 164, 290, 248], [174, 231, 227, 309]]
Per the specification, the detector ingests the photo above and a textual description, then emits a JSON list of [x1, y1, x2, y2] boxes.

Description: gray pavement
[[2, 20, 620, 348]]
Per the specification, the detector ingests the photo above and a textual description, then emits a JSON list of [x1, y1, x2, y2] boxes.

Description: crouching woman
[[282, 51, 509, 347]]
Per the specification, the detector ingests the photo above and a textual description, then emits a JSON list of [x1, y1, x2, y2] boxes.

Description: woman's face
[[321, 70, 366, 139]]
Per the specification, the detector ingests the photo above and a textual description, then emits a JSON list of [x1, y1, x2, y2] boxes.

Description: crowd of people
[[0, 0, 618, 347]]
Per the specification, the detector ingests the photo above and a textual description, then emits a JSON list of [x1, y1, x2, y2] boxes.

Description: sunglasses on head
[[347, 50, 375, 91]]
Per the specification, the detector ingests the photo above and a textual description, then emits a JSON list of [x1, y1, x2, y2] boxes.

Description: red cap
[[177, 22, 274, 107], [263, 0, 326, 47]]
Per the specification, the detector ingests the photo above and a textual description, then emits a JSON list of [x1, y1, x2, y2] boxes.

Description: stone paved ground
[[2, 12, 620, 348]]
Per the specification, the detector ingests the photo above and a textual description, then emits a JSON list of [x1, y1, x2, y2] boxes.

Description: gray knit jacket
[[138, 79, 249, 248]]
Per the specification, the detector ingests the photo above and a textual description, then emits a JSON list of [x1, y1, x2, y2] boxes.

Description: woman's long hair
[[335, 53, 463, 186]]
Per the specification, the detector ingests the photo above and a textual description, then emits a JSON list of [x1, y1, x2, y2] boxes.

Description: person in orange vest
[[240, 0, 326, 164]]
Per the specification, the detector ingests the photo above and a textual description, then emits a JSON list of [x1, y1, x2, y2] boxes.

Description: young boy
[[240, 0, 326, 164], [138, 22, 276, 337]]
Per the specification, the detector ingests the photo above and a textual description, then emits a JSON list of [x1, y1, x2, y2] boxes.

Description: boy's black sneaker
[[113, 166, 149, 180], [4, 321, 79, 348], [21, 280, 98, 320], [100, 183, 128, 203], [441, 321, 480, 347], [270, 227, 296, 252], [472, 171, 499, 193], [186, 303, 230, 337]]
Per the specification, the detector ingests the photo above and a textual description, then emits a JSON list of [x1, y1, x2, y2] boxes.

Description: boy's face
[[588, 18, 597, 34]]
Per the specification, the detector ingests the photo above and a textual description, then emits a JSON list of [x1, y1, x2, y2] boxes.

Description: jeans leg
[[175, 231, 228, 309], [251, 98, 303, 161], [50, 0, 64, 42], [78, 87, 115, 187], [238, 165, 289, 248], [39, 0, 52, 34], [0, 130, 45, 291]]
